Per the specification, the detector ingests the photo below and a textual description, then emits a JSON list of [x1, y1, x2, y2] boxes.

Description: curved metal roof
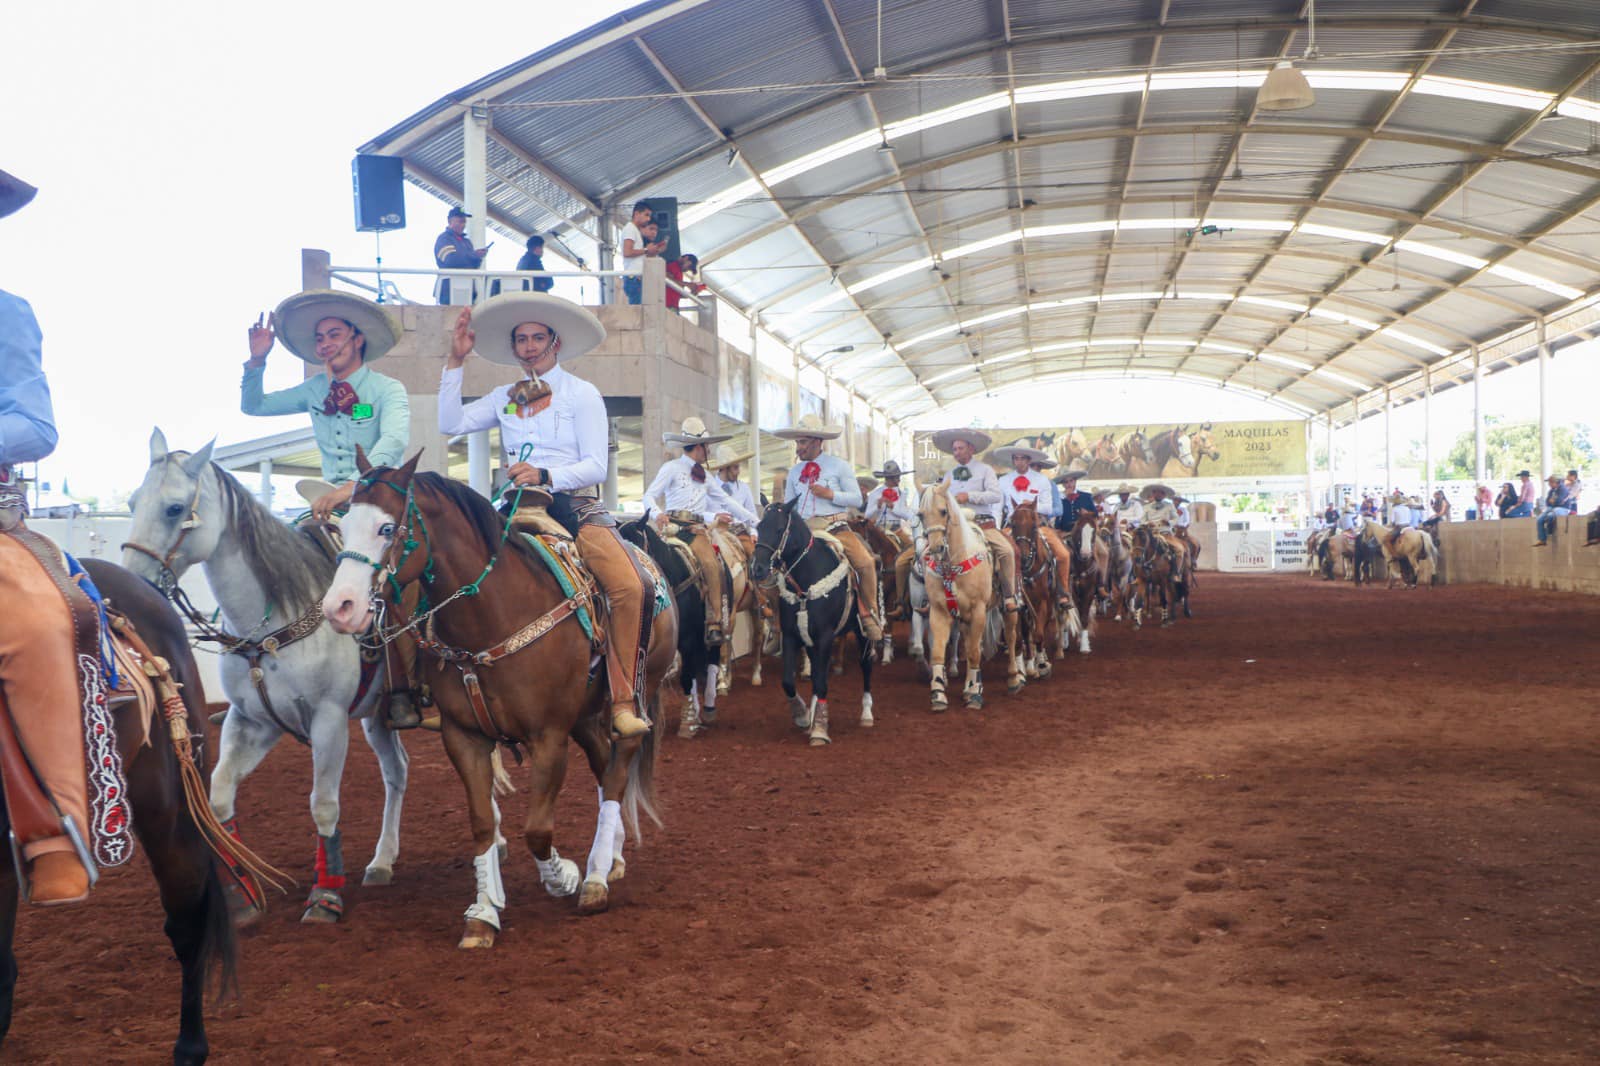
[[361, 0, 1600, 425]]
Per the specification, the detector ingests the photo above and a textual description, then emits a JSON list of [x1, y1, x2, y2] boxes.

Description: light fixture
[[726, 145, 741, 167], [1257, 0, 1318, 111], [875, 138, 894, 154]]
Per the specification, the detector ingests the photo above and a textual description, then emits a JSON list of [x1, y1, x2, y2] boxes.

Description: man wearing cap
[[434, 206, 489, 306], [642, 418, 756, 648], [439, 293, 653, 739], [931, 428, 1018, 614], [0, 167, 97, 904], [776, 414, 883, 641], [1508, 470, 1536, 518]]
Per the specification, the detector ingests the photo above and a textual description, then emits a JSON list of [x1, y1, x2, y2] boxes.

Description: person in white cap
[[992, 445, 1055, 523], [439, 294, 652, 739], [930, 428, 1017, 613], [775, 413, 882, 641], [865, 459, 918, 544], [241, 290, 411, 521], [642, 417, 755, 648]]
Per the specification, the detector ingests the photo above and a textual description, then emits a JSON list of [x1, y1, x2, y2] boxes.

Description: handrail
[[327, 264, 708, 308]]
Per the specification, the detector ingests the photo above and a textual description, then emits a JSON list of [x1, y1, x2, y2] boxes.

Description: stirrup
[[611, 707, 651, 739]]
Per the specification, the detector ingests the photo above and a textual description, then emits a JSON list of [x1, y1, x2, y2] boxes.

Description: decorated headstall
[[121, 468, 206, 594], [336, 469, 431, 609]]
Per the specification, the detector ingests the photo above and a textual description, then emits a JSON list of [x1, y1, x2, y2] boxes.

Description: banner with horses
[[912, 420, 1307, 486]]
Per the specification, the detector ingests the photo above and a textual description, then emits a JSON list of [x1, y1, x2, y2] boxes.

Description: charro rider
[[1111, 482, 1144, 529], [239, 289, 421, 730], [931, 428, 1018, 615], [1139, 483, 1187, 556], [439, 292, 652, 739], [774, 413, 883, 642], [710, 439, 761, 558], [642, 417, 756, 648], [0, 167, 95, 904], [993, 444, 1055, 522]]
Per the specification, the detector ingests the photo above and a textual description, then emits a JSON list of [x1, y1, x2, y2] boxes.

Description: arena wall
[[1441, 517, 1600, 594]]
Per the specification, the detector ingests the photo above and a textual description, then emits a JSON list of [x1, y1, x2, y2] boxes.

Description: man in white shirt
[[932, 428, 1017, 612], [865, 460, 918, 543], [1112, 483, 1144, 529], [776, 413, 882, 641], [618, 202, 666, 306], [439, 292, 652, 738], [643, 417, 754, 648], [992, 445, 1054, 522]]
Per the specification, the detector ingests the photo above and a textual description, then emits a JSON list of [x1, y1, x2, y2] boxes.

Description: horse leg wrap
[[586, 800, 622, 886], [314, 829, 346, 892], [536, 846, 581, 898], [464, 844, 506, 930]]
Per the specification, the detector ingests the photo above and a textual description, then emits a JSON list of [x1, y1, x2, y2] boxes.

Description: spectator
[[619, 202, 666, 305], [433, 206, 488, 305], [1322, 501, 1338, 527], [1534, 475, 1575, 546], [666, 253, 705, 312], [1422, 489, 1449, 536], [516, 235, 554, 293], [1473, 483, 1492, 521], [1566, 468, 1582, 512], [1494, 482, 1516, 519], [1507, 470, 1535, 518], [1360, 494, 1377, 520]]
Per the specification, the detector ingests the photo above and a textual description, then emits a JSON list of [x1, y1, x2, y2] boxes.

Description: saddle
[[509, 488, 576, 541]]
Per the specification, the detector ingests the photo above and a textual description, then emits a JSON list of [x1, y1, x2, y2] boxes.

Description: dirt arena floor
[[7, 572, 1599, 1064]]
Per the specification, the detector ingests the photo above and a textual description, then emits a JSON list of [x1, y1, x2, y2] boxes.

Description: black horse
[[1352, 528, 1382, 586], [618, 518, 723, 737], [1, 559, 237, 1065], [748, 501, 874, 746]]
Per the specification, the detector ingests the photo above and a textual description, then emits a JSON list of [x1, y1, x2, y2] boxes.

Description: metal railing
[[325, 264, 709, 311]]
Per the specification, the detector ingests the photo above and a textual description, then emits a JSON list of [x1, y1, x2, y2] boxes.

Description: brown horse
[[1131, 525, 1192, 626], [1155, 423, 1220, 479], [2, 559, 242, 1065], [322, 455, 676, 949], [848, 515, 905, 663], [1063, 511, 1105, 654], [1004, 502, 1054, 679]]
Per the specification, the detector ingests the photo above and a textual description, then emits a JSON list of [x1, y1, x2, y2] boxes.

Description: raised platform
[[1441, 516, 1600, 594]]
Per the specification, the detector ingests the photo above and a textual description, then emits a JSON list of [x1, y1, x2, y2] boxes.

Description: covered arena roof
[[360, 0, 1600, 426]]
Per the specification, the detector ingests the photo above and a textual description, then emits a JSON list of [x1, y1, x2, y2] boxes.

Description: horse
[[1120, 429, 1159, 478], [1054, 427, 1089, 470], [1352, 526, 1383, 586], [619, 518, 721, 738], [1130, 525, 1192, 626], [709, 525, 768, 694], [1361, 518, 1439, 589], [122, 430, 408, 924], [1004, 501, 1054, 680], [748, 500, 875, 746], [1304, 527, 1329, 577], [1318, 528, 1357, 581], [1, 559, 242, 1065], [1155, 423, 1220, 479], [321, 454, 677, 947], [847, 514, 905, 664], [1101, 512, 1142, 627], [917, 482, 1022, 711], [1064, 511, 1106, 654], [1085, 433, 1124, 480]]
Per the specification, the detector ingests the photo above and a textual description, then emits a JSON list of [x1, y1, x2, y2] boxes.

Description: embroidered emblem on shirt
[[322, 380, 358, 416], [952, 465, 971, 481]]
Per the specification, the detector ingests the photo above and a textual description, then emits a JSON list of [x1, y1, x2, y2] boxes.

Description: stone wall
[[1439, 517, 1600, 594]]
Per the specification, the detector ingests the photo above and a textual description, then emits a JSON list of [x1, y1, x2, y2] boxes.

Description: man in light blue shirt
[[774, 413, 881, 640], [240, 290, 409, 518]]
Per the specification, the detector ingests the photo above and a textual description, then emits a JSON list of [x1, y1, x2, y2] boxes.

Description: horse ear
[[181, 438, 215, 478], [355, 445, 372, 475], [149, 427, 169, 464], [397, 449, 424, 482]]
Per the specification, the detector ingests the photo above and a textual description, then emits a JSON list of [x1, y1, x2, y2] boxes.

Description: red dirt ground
[[7, 573, 1599, 1064]]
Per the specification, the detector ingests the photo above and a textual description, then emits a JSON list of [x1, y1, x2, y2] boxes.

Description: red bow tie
[[690, 462, 706, 483], [1013, 475, 1031, 491], [881, 488, 899, 503], [323, 380, 358, 417], [800, 461, 821, 484]]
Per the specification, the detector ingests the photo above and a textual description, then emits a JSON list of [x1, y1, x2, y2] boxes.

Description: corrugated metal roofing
[[361, 0, 1600, 424]]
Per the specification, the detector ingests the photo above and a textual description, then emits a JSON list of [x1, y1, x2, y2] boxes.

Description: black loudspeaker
[[639, 196, 680, 263], [352, 154, 406, 232]]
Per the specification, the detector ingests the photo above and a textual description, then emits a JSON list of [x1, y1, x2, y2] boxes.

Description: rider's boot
[[690, 532, 726, 649], [385, 690, 421, 730]]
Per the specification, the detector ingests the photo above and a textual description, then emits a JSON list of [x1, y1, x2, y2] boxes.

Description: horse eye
[[165, 503, 185, 520], [379, 523, 396, 539]]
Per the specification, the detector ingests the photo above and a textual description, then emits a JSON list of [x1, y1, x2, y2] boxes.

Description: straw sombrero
[[0, 169, 37, 220], [774, 413, 842, 441], [470, 292, 605, 366], [709, 440, 754, 469], [873, 460, 907, 479], [930, 427, 993, 455], [857, 475, 879, 495], [296, 479, 338, 506], [1032, 456, 1058, 470], [664, 416, 733, 448], [1139, 483, 1175, 500], [274, 290, 402, 364], [990, 445, 1048, 466], [1114, 482, 1137, 495], [1055, 467, 1088, 483]]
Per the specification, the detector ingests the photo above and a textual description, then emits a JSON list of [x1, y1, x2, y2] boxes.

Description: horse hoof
[[678, 722, 702, 740], [859, 712, 874, 728], [789, 698, 811, 730], [301, 889, 343, 924], [1006, 681, 1023, 696], [608, 856, 626, 884], [808, 734, 831, 747], [965, 695, 985, 710], [750, 675, 763, 687], [701, 706, 718, 725], [459, 919, 498, 949], [362, 865, 393, 887], [578, 877, 610, 914]]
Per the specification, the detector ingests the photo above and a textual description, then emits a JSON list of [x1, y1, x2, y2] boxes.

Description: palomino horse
[[749, 501, 875, 746], [1144, 423, 1221, 479], [123, 431, 408, 924], [1360, 518, 1440, 588], [710, 525, 768, 695], [848, 514, 906, 664], [1318, 528, 1358, 581], [1004, 501, 1054, 679], [1, 560, 244, 1065], [918, 483, 1022, 710], [619, 518, 722, 738], [1130, 525, 1192, 626], [323, 456, 677, 947], [1053, 427, 1089, 470]]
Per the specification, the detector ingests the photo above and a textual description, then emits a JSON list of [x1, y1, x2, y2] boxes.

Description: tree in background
[[1434, 420, 1596, 482]]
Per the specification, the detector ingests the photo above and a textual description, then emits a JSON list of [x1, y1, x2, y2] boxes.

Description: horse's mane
[[620, 517, 692, 586], [408, 471, 548, 578], [209, 462, 334, 612]]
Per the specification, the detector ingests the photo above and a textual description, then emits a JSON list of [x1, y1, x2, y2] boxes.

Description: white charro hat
[[709, 440, 754, 469], [1139, 482, 1174, 500], [1115, 482, 1137, 495], [470, 292, 605, 366], [774, 412, 843, 441], [273, 290, 402, 364], [857, 475, 878, 495], [930, 427, 993, 455], [990, 445, 1048, 465], [0, 168, 38, 220], [873, 459, 907, 478], [664, 416, 733, 448], [1055, 467, 1088, 482]]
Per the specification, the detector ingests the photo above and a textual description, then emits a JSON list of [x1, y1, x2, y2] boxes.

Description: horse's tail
[[624, 690, 664, 839], [199, 857, 240, 1000], [1417, 531, 1440, 585]]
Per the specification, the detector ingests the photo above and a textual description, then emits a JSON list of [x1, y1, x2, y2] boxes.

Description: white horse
[[123, 430, 409, 924]]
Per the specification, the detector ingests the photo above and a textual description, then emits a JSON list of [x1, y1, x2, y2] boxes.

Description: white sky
[[3, 0, 1596, 500]]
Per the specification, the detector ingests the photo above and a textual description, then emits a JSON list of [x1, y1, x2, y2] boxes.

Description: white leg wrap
[[586, 800, 622, 885], [860, 692, 874, 726], [464, 844, 506, 929], [536, 846, 581, 898], [1079, 631, 1091, 654]]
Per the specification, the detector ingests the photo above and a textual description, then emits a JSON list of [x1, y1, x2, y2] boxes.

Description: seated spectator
[[1473, 483, 1492, 521], [1494, 482, 1516, 519], [1421, 489, 1449, 535], [1534, 475, 1574, 546], [1506, 470, 1536, 518]]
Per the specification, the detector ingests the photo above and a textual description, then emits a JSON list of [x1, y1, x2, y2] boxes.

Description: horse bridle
[[121, 474, 205, 594], [751, 510, 812, 597], [333, 474, 433, 643]]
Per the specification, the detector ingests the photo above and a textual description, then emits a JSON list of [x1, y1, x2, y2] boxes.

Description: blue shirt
[[241, 363, 410, 485], [434, 230, 482, 270], [783, 451, 863, 519], [0, 290, 57, 465], [1054, 490, 1098, 531]]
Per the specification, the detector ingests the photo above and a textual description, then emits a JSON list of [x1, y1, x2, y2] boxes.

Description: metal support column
[[1472, 347, 1486, 483], [463, 104, 488, 276], [1352, 397, 1362, 502], [747, 312, 762, 513], [597, 207, 616, 306], [1537, 317, 1552, 478], [1384, 390, 1394, 497], [604, 417, 619, 511], [1423, 365, 1434, 503], [258, 459, 273, 510], [467, 430, 491, 496], [1324, 413, 1335, 506]]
